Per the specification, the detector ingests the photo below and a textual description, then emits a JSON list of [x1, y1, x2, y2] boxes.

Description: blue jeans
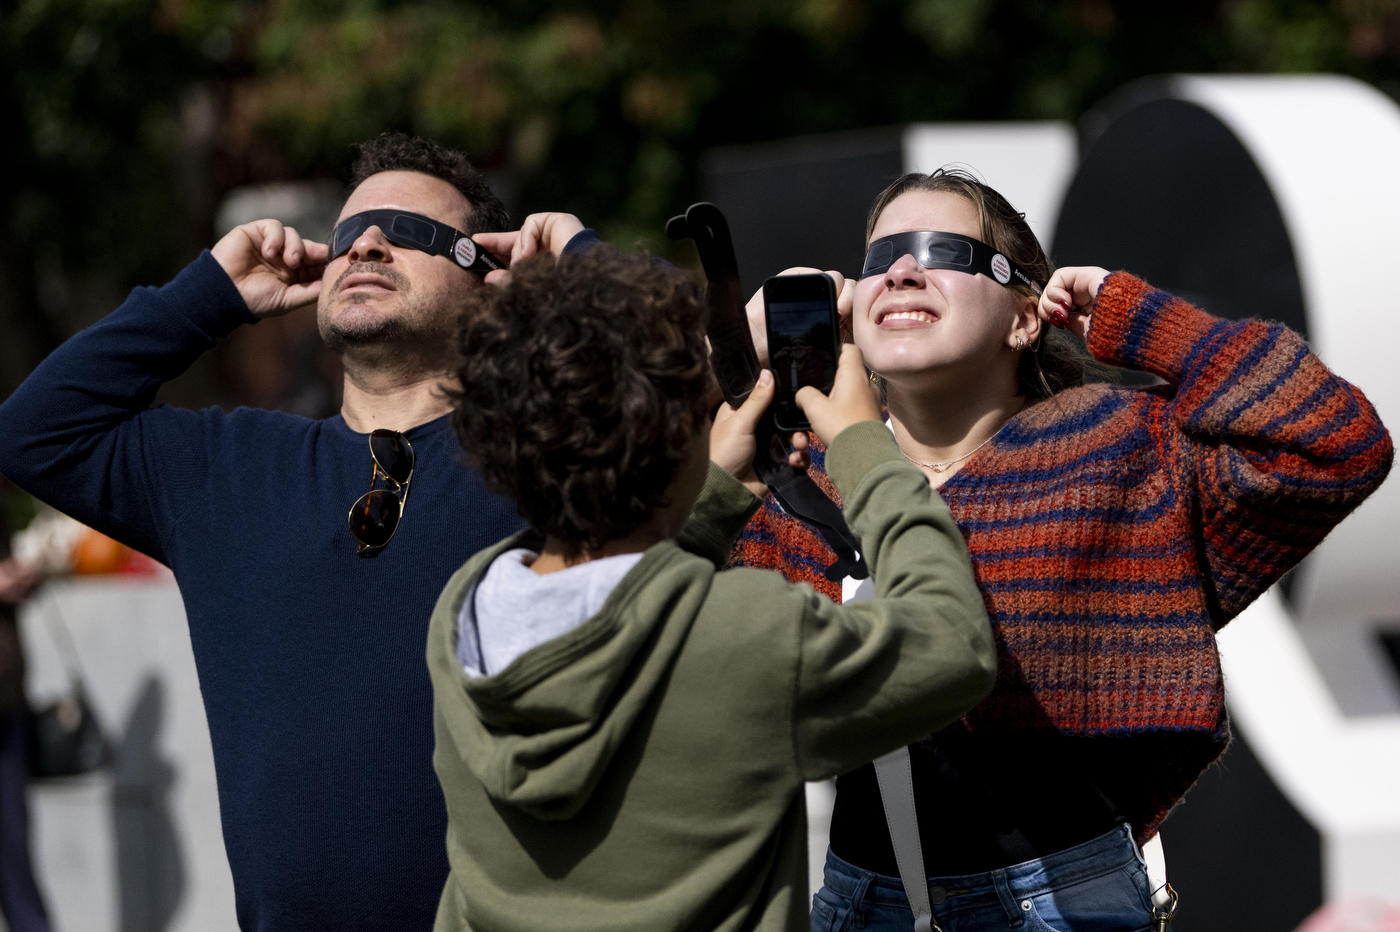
[[811, 825, 1155, 932]]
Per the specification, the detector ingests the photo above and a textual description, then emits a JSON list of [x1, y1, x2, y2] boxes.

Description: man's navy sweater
[[0, 252, 528, 930]]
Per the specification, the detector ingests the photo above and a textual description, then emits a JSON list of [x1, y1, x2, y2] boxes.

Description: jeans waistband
[[821, 824, 1141, 914]]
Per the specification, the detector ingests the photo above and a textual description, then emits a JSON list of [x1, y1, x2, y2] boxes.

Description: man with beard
[[0, 133, 592, 931]]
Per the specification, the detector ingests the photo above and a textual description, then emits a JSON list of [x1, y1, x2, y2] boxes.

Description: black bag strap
[[38, 590, 89, 691], [666, 203, 867, 582]]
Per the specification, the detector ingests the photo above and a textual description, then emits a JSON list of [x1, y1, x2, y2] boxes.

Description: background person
[[0, 132, 591, 931], [430, 247, 995, 932], [0, 485, 50, 932], [731, 169, 1393, 931]]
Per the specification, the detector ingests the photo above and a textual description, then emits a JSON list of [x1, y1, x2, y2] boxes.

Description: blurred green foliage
[[2, 0, 1399, 396]]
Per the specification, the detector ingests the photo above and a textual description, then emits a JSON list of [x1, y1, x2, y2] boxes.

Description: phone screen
[[767, 298, 838, 430]]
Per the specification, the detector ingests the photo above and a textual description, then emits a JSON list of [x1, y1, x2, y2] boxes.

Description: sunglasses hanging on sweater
[[348, 429, 415, 556]]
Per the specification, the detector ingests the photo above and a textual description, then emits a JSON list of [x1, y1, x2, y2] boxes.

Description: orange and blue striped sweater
[[729, 271, 1392, 837]]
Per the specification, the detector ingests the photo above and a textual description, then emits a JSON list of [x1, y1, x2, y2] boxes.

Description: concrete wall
[[20, 578, 237, 932]]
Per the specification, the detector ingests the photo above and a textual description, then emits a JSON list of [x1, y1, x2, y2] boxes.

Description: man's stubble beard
[[320, 262, 461, 380]]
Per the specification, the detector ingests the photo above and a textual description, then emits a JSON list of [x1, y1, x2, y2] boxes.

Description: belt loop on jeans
[[850, 872, 873, 929], [992, 869, 1024, 929]]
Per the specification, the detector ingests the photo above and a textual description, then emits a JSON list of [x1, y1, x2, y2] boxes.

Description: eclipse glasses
[[330, 209, 504, 274], [861, 231, 1042, 295]]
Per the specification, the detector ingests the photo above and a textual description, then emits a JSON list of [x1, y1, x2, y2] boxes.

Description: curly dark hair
[[349, 132, 510, 235], [452, 247, 711, 557]]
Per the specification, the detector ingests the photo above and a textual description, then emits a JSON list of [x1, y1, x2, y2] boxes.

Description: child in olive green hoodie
[[430, 246, 995, 932]]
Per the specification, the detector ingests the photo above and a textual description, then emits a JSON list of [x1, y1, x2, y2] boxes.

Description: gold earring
[[1014, 335, 1024, 351]]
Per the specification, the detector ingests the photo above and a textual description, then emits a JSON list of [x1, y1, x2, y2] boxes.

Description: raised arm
[[789, 419, 996, 780], [0, 221, 326, 561], [788, 346, 996, 778], [1047, 267, 1393, 622], [676, 370, 776, 565]]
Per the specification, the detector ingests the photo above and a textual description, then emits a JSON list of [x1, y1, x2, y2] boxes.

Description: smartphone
[[763, 273, 840, 432]]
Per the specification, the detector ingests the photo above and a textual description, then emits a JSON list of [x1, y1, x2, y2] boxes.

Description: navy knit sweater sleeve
[[0, 252, 254, 559], [0, 251, 528, 931]]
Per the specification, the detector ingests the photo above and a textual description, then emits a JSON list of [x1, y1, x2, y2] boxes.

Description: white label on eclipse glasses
[[991, 254, 1012, 284], [454, 238, 477, 268]]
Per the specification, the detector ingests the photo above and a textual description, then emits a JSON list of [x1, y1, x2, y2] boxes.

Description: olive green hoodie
[[427, 421, 995, 932]]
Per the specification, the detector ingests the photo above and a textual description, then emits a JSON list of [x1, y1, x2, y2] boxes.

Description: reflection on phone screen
[[768, 300, 837, 427]]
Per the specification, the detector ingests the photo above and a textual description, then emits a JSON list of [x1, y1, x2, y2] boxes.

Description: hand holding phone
[[764, 273, 841, 431], [795, 344, 883, 446], [746, 268, 852, 367], [710, 370, 778, 498]]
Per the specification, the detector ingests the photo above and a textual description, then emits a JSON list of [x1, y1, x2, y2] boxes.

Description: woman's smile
[[875, 304, 940, 328]]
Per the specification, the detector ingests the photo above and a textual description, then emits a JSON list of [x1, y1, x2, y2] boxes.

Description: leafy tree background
[[4, 0, 1399, 410]]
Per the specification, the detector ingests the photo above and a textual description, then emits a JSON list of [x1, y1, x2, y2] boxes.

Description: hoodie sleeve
[[675, 464, 762, 568], [791, 421, 997, 782]]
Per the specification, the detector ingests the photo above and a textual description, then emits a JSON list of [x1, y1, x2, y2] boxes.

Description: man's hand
[[473, 213, 586, 286], [744, 269, 854, 366], [1038, 265, 1108, 342], [211, 220, 328, 319], [795, 344, 882, 447], [0, 557, 41, 605]]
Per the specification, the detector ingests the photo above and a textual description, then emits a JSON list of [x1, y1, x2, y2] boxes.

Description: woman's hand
[[744, 269, 853, 366], [795, 344, 882, 446], [211, 220, 328, 318], [833, 274, 856, 344], [474, 212, 586, 285], [1038, 266, 1108, 342]]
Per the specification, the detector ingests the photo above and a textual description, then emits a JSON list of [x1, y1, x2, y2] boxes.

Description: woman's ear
[[1009, 293, 1042, 347]]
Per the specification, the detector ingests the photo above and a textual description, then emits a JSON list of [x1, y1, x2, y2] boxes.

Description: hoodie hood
[[429, 532, 713, 820]]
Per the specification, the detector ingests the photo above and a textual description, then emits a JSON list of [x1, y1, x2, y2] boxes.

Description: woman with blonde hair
[[731, 168, 1392, 931]]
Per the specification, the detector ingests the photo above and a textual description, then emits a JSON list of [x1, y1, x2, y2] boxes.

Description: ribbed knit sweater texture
[[730, 272, 1392, 837]]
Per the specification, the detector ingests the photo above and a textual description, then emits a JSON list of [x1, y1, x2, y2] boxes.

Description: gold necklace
[[896, 424, 1005, 473]]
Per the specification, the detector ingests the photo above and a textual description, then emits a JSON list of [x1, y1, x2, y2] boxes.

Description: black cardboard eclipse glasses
[[861, 231, 1043, 295], [330, 209, 504, 274]]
